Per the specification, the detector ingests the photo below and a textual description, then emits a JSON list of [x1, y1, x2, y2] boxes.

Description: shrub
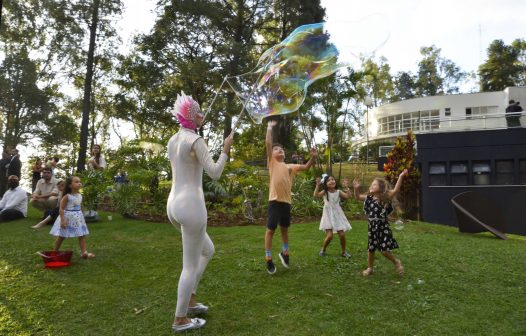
[[383, 130, 421, 219], [79, 170, 109, 211]]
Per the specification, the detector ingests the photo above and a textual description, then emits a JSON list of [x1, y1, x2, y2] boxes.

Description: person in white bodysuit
[[168, 92, 233, 333]]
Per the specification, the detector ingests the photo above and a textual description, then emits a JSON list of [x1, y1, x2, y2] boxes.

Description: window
[[473, 161, 491, 185], [445, 107, 451, 116], [451, 162, 468, 186], [466, 107, 472, 119], [429, 162, 447, 186], [520, 160, 526, 185], [495, 160, 514, 185], [429, 110, 440, 129]]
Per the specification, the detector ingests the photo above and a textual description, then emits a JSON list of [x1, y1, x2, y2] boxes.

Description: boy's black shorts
[[267, 201, 291, 230]]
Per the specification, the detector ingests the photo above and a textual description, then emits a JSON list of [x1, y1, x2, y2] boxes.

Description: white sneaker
[[187, 303, 209, 316], [172, 318, 206, 333]]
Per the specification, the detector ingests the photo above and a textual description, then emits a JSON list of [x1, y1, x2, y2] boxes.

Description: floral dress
[[364, 195, 398, 252], [319, 190, 352, 232], [50, 193, 89, 238]]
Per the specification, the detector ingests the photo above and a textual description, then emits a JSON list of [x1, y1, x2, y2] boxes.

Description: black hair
[[42, 166, 52, 172], [63, 176, 78, 196], [322, 175, 337, 200]]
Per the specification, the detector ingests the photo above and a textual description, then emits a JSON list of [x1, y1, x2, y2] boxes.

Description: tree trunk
[[77, 0, 100, 172]]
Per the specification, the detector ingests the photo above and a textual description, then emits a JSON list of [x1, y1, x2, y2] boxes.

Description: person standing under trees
[[264, 119, 317, 275], [0, 151, 10, 197], [87, 144, 106, 170], [167, 92, 233, 333], [31, 158, 43, 192], [7, 148, 21, 179]]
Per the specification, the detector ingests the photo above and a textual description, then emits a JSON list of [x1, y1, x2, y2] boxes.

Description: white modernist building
[[363, 86, 526, 147]]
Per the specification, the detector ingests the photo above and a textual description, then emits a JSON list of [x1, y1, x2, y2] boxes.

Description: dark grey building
[[416, 128, 526, 235]]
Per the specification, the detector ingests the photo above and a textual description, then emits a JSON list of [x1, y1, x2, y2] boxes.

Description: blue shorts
[[266, 201, 291, 230]]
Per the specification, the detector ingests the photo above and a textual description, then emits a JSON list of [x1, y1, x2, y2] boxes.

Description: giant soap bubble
[[226, 18, 389, 124]]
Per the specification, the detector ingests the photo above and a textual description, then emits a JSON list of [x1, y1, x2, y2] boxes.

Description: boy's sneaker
[[266, 259, 276, 274], [279, 251, 289, 268], [341, 251, 351, 258], [319, 251, 326, 257]]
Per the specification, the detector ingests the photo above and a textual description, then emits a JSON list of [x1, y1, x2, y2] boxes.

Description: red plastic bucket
[[37, 251, 73, 268]]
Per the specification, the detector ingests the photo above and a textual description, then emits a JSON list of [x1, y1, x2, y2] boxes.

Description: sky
[[321, 0, 526, 75], [118, 0, 526, 76]]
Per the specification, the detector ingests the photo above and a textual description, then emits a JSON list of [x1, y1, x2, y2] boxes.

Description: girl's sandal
[[362, 267, 374, 276], [81, 252, 96, 259], [395, 260, 404, 276]]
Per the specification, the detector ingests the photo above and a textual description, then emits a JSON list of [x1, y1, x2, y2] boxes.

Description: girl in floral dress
[[353, 169, 408, 276], [49, 176, 95, 259], [314, 175, 353, 257]]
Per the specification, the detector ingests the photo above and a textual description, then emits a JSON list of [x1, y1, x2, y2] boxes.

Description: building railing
[[371, 112, 525, 140]]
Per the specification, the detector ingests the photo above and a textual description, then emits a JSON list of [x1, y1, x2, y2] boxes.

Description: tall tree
[[77, 0, 100, 172], [415, 45, 466, 96], [114, 51, 177, 140], [393, 71, 416, 101], [131, 0, 268, 150], [0, 48, 51, 150], [478, 39, 526, 92], [357, 56, 395, 106], [1, 0, 122, 162]]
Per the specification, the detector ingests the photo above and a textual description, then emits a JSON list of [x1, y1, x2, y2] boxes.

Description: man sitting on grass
[[31, 167, 58, 213], [0, 175, 27, 222]]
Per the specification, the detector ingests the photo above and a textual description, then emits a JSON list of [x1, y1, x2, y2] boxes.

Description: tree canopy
[[0, 1, 524, 172]]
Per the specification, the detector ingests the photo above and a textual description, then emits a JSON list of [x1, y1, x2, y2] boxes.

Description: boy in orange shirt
[[264, 120, 317, 274]]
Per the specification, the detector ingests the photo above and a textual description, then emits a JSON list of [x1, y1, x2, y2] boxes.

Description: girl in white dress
[[49, 176, 94, 259], [314, 175, 353, 257]]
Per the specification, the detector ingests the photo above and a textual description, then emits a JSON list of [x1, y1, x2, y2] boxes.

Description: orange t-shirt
[[268, 157, 301, 204]]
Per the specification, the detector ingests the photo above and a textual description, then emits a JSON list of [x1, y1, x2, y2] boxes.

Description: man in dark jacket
[[7, 148, 22, 178], [0, 151, 10, 197], [505, 99, 521, 128]]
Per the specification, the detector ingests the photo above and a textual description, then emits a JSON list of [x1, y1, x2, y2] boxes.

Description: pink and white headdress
[[172, 91, 201, 129]]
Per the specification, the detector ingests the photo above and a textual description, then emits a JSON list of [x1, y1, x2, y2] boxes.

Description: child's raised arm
[[313, 177, 325, 198], [339, 178, 353, 200], [265, 120, 277, 161], [352, 178, 367, 201], [388, 169, 408, 199]]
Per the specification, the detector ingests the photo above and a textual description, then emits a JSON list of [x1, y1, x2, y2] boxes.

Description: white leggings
[[167, 131, 228, 318], [172, 208, 215, 317]]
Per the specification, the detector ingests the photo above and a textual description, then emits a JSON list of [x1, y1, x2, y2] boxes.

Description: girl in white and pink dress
[[49, 176, 94, 259], [167, 92, 233, 333], [313, 175, 353, 258]]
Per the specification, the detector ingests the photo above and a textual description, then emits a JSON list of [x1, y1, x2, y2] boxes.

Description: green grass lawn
[[1, 209, 525, 336]]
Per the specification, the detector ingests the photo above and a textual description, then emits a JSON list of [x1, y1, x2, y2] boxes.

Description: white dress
[[49, 194, 89, 237], [319, 190, 352, 232]]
